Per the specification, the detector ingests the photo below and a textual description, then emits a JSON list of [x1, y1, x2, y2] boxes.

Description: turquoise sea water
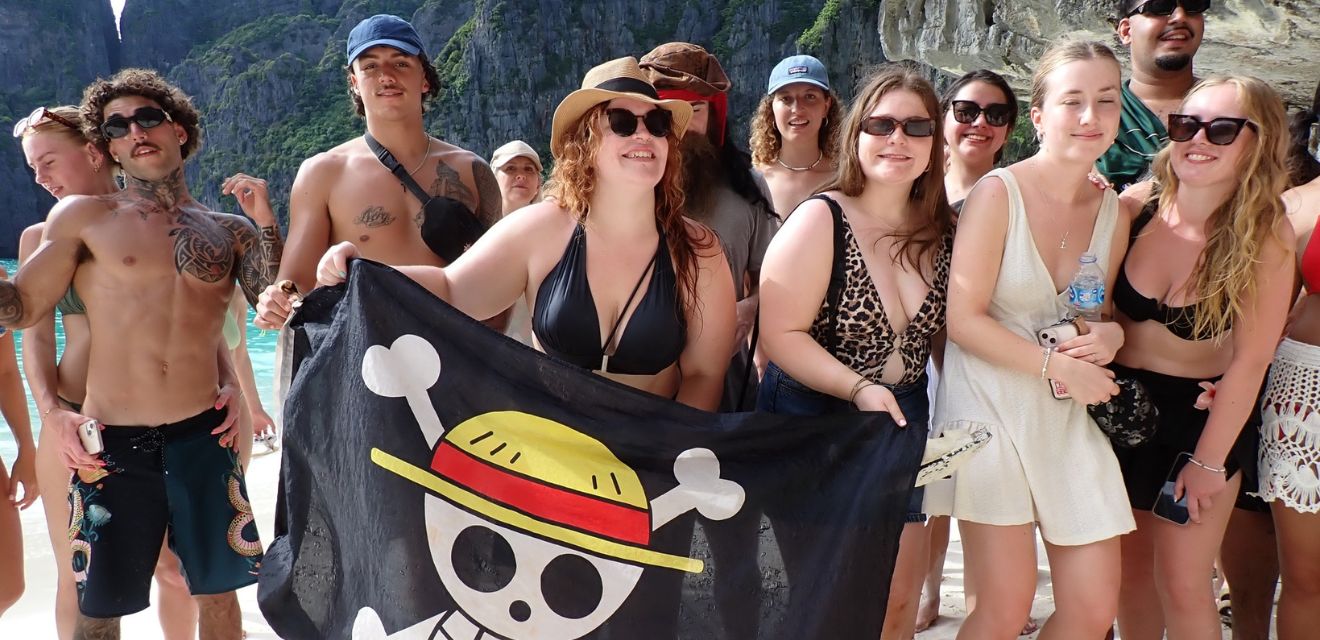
[[0, 258, 280, 464]]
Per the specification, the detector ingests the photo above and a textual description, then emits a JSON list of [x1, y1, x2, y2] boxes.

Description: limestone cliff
[[880, 0, 1320, 108]]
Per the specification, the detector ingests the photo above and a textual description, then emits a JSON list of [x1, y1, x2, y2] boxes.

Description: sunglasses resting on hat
[[862, 117, 935, 138], [100, 107, 173, 140], [603, 108, 673, 138], [1126, 0, 1210, 18], [950, 101, 1014, 128], [1167, 114, 1257, 145]]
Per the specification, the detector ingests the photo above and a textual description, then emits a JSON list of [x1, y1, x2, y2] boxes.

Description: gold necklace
[[775, 150, 824, 172], [1059, 230, 1070, 250]]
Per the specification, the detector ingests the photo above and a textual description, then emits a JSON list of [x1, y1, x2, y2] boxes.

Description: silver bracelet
[[1039, 348, 1053, 380], [1188, 456, 1227, 475]]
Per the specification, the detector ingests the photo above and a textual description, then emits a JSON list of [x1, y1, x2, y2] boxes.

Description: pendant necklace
[[401, 138, 431, 190], [1059, 230, 1070, 250]]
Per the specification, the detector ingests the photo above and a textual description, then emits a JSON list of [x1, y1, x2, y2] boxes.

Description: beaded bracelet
[[1188, 456, 1227, 475], [1039, 348, 1053, 380]]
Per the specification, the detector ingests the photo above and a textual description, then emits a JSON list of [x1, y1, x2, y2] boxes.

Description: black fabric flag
[[257, 260, 924, 640]]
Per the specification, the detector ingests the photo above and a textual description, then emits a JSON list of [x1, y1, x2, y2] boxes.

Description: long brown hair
[[749, 91, 843, 167], [545, 103, 710, 315], [1148, 75, 1290, 343], [820, 65, 953, 281]]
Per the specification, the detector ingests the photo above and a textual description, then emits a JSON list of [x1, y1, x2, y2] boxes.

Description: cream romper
[[934, 168, 1136, 546]]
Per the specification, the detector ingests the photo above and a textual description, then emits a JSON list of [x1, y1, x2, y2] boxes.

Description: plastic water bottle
[[1067, 253, 1105, 321]]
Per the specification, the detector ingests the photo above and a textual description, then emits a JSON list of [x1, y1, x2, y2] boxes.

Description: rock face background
[[0, 0, 1315, 256], [880, 0, 1319, 108]]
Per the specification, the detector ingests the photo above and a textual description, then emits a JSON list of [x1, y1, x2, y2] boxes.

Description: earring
[[1034, 129, 1043, 143]]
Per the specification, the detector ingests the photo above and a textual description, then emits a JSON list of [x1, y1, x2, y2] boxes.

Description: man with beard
[[640, 42, 779, 640], [1097, 0, 1209, 191], [640, 43, 778, 411]]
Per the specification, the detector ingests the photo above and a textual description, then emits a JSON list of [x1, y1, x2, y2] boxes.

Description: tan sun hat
[[490, 140, 543, 172], [550, 57, 693, 157]]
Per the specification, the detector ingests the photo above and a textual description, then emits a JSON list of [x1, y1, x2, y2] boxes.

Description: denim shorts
[[757, 362, 928, 523]]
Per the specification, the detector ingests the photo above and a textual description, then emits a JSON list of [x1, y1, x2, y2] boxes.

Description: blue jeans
[[757, 362, 928, 522]]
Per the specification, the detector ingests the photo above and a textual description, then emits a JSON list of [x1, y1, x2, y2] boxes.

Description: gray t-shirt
[[687, 172, 780, 299]]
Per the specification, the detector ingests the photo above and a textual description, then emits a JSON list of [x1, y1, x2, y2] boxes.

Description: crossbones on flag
[[257, 260, 925, 640]]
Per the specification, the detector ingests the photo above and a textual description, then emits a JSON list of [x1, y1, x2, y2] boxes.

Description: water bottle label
[[1068, 284, 1105, 310]]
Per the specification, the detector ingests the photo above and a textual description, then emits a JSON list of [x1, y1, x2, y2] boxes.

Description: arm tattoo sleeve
[[0, 281, 23, 326], [222, 217, 283, 307], [472, 158, 503, 227]]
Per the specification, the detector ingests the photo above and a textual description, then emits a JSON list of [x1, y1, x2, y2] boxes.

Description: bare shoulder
[[46, 194, 114, 230], [294, 140, 357, 184], [1119, 179, 1156, 219], [494, 200, 570, 234], [958, 173, 1010, 220]]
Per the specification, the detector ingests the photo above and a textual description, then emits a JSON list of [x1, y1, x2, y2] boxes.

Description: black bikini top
[[1113, 201, 1222, 341], [533, 224, 687, 375]]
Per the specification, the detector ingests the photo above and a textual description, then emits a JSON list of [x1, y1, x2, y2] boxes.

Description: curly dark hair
[[80, 68, 203, 161], [345, 53, 443, 117]]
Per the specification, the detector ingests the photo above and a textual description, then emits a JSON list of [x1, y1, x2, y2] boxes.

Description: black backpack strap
[[806, 194, 848, 357], [365, 131, 434, 207]]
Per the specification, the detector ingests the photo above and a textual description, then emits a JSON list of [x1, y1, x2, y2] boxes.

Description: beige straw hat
[[549, 57, 693, 157]]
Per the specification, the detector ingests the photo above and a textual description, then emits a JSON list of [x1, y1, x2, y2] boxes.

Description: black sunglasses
[[949, 101, 1014, 127], [603, 108, 673, 138], [861, 117, 935, 138], [1167, 114, 1257, 145], [12, 106, 80, 138], [1126, 0, 1210, 17], [99, 106, 173, 140]]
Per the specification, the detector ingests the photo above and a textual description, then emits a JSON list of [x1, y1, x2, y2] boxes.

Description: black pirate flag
[[257, 260, 925, 639]]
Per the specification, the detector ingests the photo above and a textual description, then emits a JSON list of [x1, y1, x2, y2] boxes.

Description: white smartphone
[[78, 419, 103, 455]]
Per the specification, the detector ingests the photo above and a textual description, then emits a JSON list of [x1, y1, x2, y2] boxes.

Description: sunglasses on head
[[1167, 113, 1257, 145], [1126, 0, 1210, 18], [603, 108, 673, 138], [12, 106, 79, 138], [950, 101, 1014, 127], [99, 106, 173, 140], [861, 116, 935, 138]]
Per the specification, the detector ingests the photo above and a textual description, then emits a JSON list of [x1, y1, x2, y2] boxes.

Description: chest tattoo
[[355, 205, 396, 228]]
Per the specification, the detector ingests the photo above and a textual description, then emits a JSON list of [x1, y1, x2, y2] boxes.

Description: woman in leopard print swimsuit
[[757, 65, 953, 640]]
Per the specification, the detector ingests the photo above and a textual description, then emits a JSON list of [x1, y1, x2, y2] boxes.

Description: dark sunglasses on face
[[861, 116, 935, 138], [950, 101, 1014, 127], [99, 107, 173, 140], [11, 106, 80, 138], [1126, 0, 1210, 18], [1167, 113, 1258, 145], [603, 108, 673, 138]]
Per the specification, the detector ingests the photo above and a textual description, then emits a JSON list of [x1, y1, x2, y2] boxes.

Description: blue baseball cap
[[346, 15, 425, 65], [766, 55, 830, 95]]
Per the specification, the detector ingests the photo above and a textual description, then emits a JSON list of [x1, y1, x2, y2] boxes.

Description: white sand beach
[[0, 450, 1256, 639]]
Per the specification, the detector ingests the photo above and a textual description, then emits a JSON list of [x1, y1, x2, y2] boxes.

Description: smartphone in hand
[[78, 419, 103, 455], [1153, 452, 1193, 526]]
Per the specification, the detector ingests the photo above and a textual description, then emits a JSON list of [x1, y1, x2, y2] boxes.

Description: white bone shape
[[650, 448, 745, 530], [362, 335, 446, 447]]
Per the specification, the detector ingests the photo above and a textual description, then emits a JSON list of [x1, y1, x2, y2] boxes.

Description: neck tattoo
[[775, 149, 824, 172]]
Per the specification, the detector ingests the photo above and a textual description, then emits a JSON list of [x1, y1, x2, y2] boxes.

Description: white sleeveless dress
[[933, 168, 1135, 545]]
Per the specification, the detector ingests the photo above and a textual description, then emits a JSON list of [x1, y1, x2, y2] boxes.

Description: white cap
[[490, 140, 543, 172]]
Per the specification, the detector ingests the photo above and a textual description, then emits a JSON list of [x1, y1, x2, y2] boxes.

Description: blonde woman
[[1112, 76, 1293, 640], [750, 55, 843, 218], [938, 40, 1134, 640]]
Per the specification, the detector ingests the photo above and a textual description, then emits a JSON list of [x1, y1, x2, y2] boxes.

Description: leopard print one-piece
[[808, 196, 952, 385]]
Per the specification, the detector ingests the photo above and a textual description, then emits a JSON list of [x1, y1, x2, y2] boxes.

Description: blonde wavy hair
[[19, 105, 89, 144], [545, 102, 710, 314], [749, 90, 843, 167], [820, 65, 952, 281], [1148, 75, 1290, 343]]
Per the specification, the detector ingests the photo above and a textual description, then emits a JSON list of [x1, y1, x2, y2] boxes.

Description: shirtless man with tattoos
[[0, 69, 280, 640], [255, 14, 504, 329]]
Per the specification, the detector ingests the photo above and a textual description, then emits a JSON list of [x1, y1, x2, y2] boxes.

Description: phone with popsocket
[[78, 419, 103, 455], [1153, 452, 1194, 526], [1036, 317, 1089, 399]]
